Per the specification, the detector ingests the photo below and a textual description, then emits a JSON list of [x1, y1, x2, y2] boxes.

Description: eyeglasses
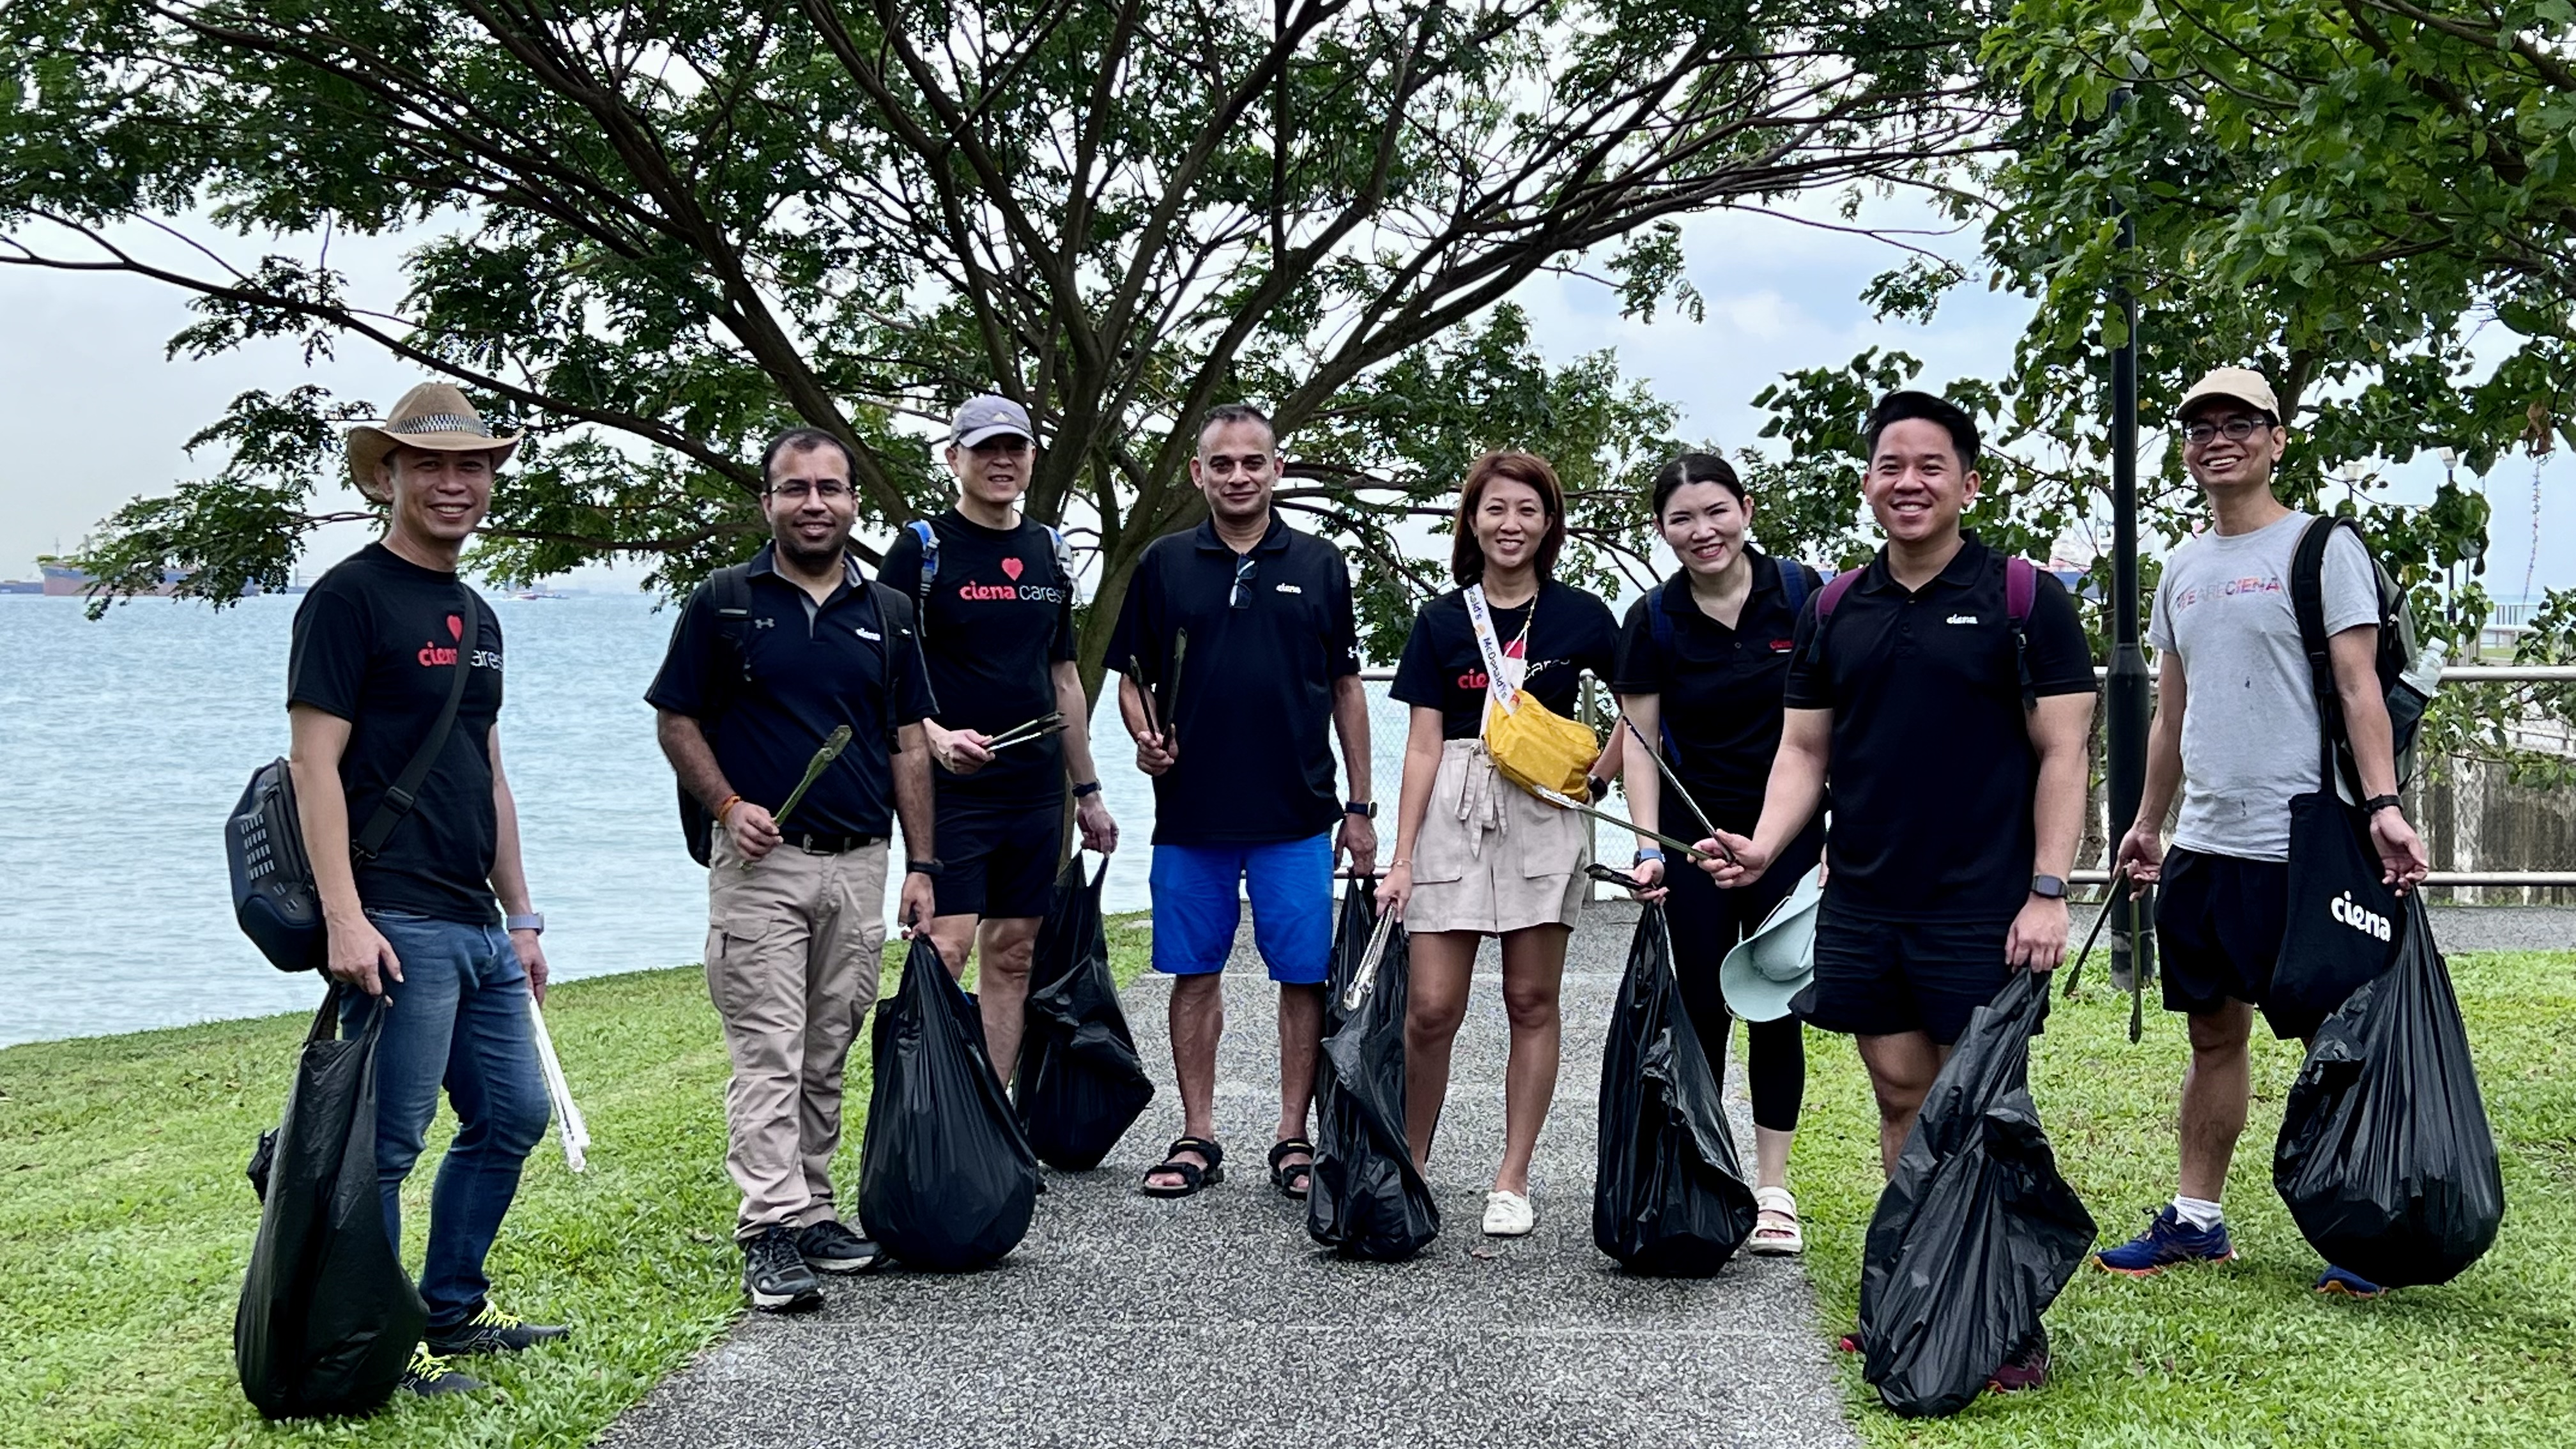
[[2181, 416, 2273, 445], [768, 480, 851, 501], [1230, 555, 1257, 609]]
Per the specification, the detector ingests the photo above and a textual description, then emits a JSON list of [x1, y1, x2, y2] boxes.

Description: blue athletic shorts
[[1148, 833, 1333, 985]]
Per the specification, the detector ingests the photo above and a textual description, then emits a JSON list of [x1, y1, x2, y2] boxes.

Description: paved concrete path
[[604, 899, 1857, 1449]]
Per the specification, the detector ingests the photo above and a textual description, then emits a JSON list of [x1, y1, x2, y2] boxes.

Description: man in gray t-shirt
[[2093, 367, 2429, 1298]]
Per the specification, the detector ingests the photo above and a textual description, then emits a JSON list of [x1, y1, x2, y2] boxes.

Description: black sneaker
[[744, 1223, 823, 1311], [399, 1344, 485, 1397], [424, 1301, 571, 1355], [795, 1218, 882, 1275]]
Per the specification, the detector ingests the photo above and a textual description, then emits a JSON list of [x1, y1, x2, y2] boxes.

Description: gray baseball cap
[[950, 394, 1038, 449]]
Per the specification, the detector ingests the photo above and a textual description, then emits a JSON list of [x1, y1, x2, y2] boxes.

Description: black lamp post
[[2106, 82, 2154, 995]]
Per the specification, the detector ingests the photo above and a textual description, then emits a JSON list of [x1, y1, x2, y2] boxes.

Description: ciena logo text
[[2329, 891, 2392, 942]]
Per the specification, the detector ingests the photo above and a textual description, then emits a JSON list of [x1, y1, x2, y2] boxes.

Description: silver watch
[[505, 912, 545, 935]]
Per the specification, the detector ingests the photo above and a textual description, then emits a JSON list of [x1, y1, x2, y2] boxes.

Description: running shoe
[[2315, 1265, 2388, 1298], [1988, 1326, 2050, 1393], [2092, 1206, 2236, 1276], [425, 1300, 569, 1356], [795, 1218, 882, 1274], [744, 1223, 824, 1311], [399, 1344, 485, 1397]]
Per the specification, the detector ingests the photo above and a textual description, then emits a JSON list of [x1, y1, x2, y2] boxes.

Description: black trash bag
[[859, 935, 1041, 1271], [2274, 894, 2504, 1287], [1592, 903, 1759, 1276], [1308, 884, 1440, 1261], [235, 988, 426, 1420], [1014, 855, 1154, 1171], [1859, 969, 2095, 1418]]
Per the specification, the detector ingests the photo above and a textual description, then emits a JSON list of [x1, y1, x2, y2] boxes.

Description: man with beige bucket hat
[[288, 382, 568, 1397]]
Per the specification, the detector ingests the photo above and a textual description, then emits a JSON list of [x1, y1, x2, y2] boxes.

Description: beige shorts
[[1405, 738, 1590, 937]]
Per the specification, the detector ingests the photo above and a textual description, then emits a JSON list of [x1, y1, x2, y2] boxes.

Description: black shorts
[[2154, 845, 2303, 1038], [1808, 901, 2015, 1046], [933, 795, 1064, 921]]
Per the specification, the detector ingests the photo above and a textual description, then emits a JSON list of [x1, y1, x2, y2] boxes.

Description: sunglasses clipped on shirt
[[2180, 415, 2275, 446], [1230, 554, 1257, 609]]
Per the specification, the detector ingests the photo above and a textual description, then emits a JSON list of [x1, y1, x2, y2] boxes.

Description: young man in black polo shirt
[[648, 427, 939, 1310], [289, 382, 566, 1397], [1701, 390, 2096, 1388], [1108, 403, 1377, 1201], [879, 395, 1117, 1080]]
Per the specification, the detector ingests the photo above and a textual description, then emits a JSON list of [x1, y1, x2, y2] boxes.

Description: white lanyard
[[1462, 584, 1533, 714]]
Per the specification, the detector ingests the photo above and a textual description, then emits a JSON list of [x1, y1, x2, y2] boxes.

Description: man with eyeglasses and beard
[[648, 427, 939, 1311], [1107, 403, 1376, 1204]]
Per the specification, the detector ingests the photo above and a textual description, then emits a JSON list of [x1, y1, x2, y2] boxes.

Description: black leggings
[[1662, 831, 1816, 1134]]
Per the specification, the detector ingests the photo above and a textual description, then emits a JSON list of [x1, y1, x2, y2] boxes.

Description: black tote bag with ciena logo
[[2270, 631, 2404, 1041]]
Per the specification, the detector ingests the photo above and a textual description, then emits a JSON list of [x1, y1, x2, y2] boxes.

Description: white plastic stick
[[527, 994, 591, 1172]]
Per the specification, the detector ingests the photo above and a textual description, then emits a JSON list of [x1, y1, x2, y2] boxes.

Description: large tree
[[1, 0, 1996, 669], [1749, 0, 2576, 772]]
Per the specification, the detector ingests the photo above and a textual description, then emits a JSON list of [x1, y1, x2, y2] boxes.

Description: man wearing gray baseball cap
[[880, 395, 1119, 1078], [2096, 366, 2427, 1296]]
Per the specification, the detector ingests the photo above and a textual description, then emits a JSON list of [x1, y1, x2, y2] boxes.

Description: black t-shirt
[[878, 510, 1078, 804], [286, 543, 505, 924], [1783, 534, 2096, 921], [1390, 579, 1619, 741], [644, 544, 938, 838], [1105, 514, 1361, 847], [1611, 551, 1821, 829]]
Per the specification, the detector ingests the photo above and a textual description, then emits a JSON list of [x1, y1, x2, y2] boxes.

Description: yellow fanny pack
[[1464, 584, 1600, 797]]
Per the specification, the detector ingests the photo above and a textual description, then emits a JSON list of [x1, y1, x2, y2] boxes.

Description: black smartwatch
[[2363, 794, 2403, 815], [2030, 874, 2067, 900], [1071, 781, 1103, 799], [1344, 799, 1376, 819], [907, 858, 944, 878]]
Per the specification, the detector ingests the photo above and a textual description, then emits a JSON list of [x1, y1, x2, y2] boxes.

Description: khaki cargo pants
[[705, 831, 889, 1239]]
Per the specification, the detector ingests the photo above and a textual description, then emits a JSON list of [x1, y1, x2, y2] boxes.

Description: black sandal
[[1268, 1137, 1315, 1200], [1140, 1137, 1225, 1198]]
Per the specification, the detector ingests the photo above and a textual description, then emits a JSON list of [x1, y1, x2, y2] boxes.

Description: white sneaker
[[1482, 1189, 1535, 1237]]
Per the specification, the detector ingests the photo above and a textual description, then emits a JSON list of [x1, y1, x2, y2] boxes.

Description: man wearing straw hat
[[648, 425, 939, 1309], [288, 382, 565, 1396]]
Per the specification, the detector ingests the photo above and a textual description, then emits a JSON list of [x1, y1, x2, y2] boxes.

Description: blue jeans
[[344, 912, 551, 1331]]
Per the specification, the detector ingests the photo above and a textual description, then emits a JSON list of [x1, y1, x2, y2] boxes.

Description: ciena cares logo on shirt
[[956, 560, 1068, 606], [417, 614, 502, 670], [2172, 575, 2283, 610]]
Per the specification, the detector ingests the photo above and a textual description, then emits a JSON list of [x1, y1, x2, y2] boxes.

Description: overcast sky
[[4, 200, 2568, 599]]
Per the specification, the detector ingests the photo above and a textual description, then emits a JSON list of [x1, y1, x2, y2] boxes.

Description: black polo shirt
[[1105, 513, 1360, 847], [1611, 551, 1819, 827], [1783, 533, 2095, 922], [1390, 578, 1618, 740], [645, 543, 937, 838]]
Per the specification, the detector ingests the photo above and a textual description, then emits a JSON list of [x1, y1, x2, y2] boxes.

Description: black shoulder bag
[[227, 586, 477, 973], [2270, 541, 2405, 1039]]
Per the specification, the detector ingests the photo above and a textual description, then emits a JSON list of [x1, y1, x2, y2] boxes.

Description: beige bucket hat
[[346, 383, 522, 502]]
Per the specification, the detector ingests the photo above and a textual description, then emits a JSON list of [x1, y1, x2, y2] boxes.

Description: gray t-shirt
[[2149, 512, 2378, 861]]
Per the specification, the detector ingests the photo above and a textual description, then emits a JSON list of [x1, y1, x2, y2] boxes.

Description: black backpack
[[674, 562, 908, 865], [2290, 516, 2438, 795], [227, 584, 474, 973]]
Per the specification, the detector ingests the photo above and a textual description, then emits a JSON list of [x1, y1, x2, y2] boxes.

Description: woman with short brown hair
[[1377, 450, 1619, 1237]]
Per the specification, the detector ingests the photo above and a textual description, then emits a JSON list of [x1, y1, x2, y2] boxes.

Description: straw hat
[[1719, 865, 1825, 1023], [345, 383, 522, 502]]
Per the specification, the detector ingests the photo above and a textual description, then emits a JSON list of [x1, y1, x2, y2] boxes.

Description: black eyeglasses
[[768, 479, 851, 501], [2181, 416, 2273, 445], [1230, 555, 1257, 608]]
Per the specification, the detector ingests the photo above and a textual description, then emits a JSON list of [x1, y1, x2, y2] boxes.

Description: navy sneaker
[[399, 1344, 485, 1397], [424, 1301, 570, 1356], [2093, 1206, 2236, 1277], [2315, 1265, 2388, 1298]]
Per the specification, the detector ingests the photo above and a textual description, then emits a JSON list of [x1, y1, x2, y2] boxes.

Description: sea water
[[1, 590, 1534, 1046]]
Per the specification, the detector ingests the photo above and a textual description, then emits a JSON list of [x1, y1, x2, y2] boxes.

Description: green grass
[[1779, 949, 2576, 1448], [0, 917, 1152, 1449]]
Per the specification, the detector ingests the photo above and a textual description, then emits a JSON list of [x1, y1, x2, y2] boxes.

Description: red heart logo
[[1000, 557, 1023, 581], [447, 615, 463, 641]]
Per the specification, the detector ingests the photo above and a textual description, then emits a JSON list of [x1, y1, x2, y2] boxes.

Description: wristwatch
[[907, 859, 944, 878], [1634, 848, 1666, 866], [2363, 794, 2403, 815], [505, 912, 545, 935], [1072, 780, 1103, 799], [2029, 875, 2067, 901], [1344, 799, 1376, 819]]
